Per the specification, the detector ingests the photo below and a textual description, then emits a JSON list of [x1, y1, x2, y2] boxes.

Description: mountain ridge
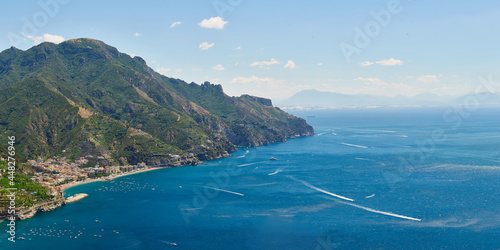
[[0, 38, 314, 166], [277, 89, 500, 109]]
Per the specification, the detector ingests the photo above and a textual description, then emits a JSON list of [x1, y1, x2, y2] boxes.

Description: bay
[[2, 107, 499, 249]]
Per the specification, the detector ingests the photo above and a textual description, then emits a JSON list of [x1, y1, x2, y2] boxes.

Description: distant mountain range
[[276, 89, 500, 109], [0, 38, 314, 166]]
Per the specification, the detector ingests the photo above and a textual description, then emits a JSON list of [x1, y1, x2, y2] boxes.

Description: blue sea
[[2, 107, 499, 249]]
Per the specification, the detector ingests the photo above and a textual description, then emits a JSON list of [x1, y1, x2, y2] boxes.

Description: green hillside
[[0, 38, 314, 166]]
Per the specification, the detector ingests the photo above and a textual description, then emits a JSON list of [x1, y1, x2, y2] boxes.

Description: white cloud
[[284, 60, 296, 69], [170, 21, 181, 28], [43, 34, 65, 44], [360, 58, 403, 66], [212, 64, 225, 71], [27, 34, 65, 45], [133, 32, 142, 37], [27, 35, 43, 45], [354, 77, 388, 87], [157, 67, 171, 76], [359, 61, 374, 66], [376, 58, 403, 66], [199, 42, 215, 50], [198, 17, 228, 30], [417, 75, 441, 83], [192, 67, 201, 71], [250, 58, 280, 67], [231, 76, 282, 85], [235, 46, 241, 50], [317, 62, 324, 66]]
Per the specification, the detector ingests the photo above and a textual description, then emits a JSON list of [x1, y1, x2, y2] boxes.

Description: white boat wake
[[337, 200, 421, 221], [287, 175, 422, 222], [268, 168, 283, 176], [365, 194, 375, 198], [159, 240, 178, 246], [237, 161, 266, 167], [341, 143, 368, 148], [355, 158, 375, 161], [242, 182, 278, 187], [286, 175, 354, 201], [352, 129, 396, 133], [201, 186, 244, 196]]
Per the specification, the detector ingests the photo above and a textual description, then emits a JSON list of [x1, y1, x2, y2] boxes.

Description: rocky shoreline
[[0, 197, 66, 222]]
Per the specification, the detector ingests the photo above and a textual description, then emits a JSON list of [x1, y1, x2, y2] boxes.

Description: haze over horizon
[[1, 0, 499, 100]]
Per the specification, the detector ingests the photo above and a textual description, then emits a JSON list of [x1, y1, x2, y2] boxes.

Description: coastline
[[1, 134, 315, 222], [0, 167, 169, 222], [59, 167, 166, 193]]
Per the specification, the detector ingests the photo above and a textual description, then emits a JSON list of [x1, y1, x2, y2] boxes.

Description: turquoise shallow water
[[1, 107, 499, 249]]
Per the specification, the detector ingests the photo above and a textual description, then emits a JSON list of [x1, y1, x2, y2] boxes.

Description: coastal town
[[24, 153, 197, 195], [0, 152, 203, 223]]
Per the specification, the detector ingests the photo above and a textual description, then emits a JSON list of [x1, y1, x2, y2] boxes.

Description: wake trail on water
[[237, 161, 267, 167], [159, 240, 178, 246], [355, 158, 375, 161], [286, 175, 354, 201], [242, 182, 278, 187], [287, 176, 421, 221], [201, 186, 244, 196], [351, 129, 397, 133], [268, 168, 283, 176], [341, 143, 368, 148], [337, 200, 422, 221]]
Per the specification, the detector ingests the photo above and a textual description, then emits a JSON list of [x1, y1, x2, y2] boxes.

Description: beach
[[59, 167, 165, 192]]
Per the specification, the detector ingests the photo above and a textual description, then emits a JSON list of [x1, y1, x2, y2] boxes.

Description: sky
[[1, 0, 499, 101]]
